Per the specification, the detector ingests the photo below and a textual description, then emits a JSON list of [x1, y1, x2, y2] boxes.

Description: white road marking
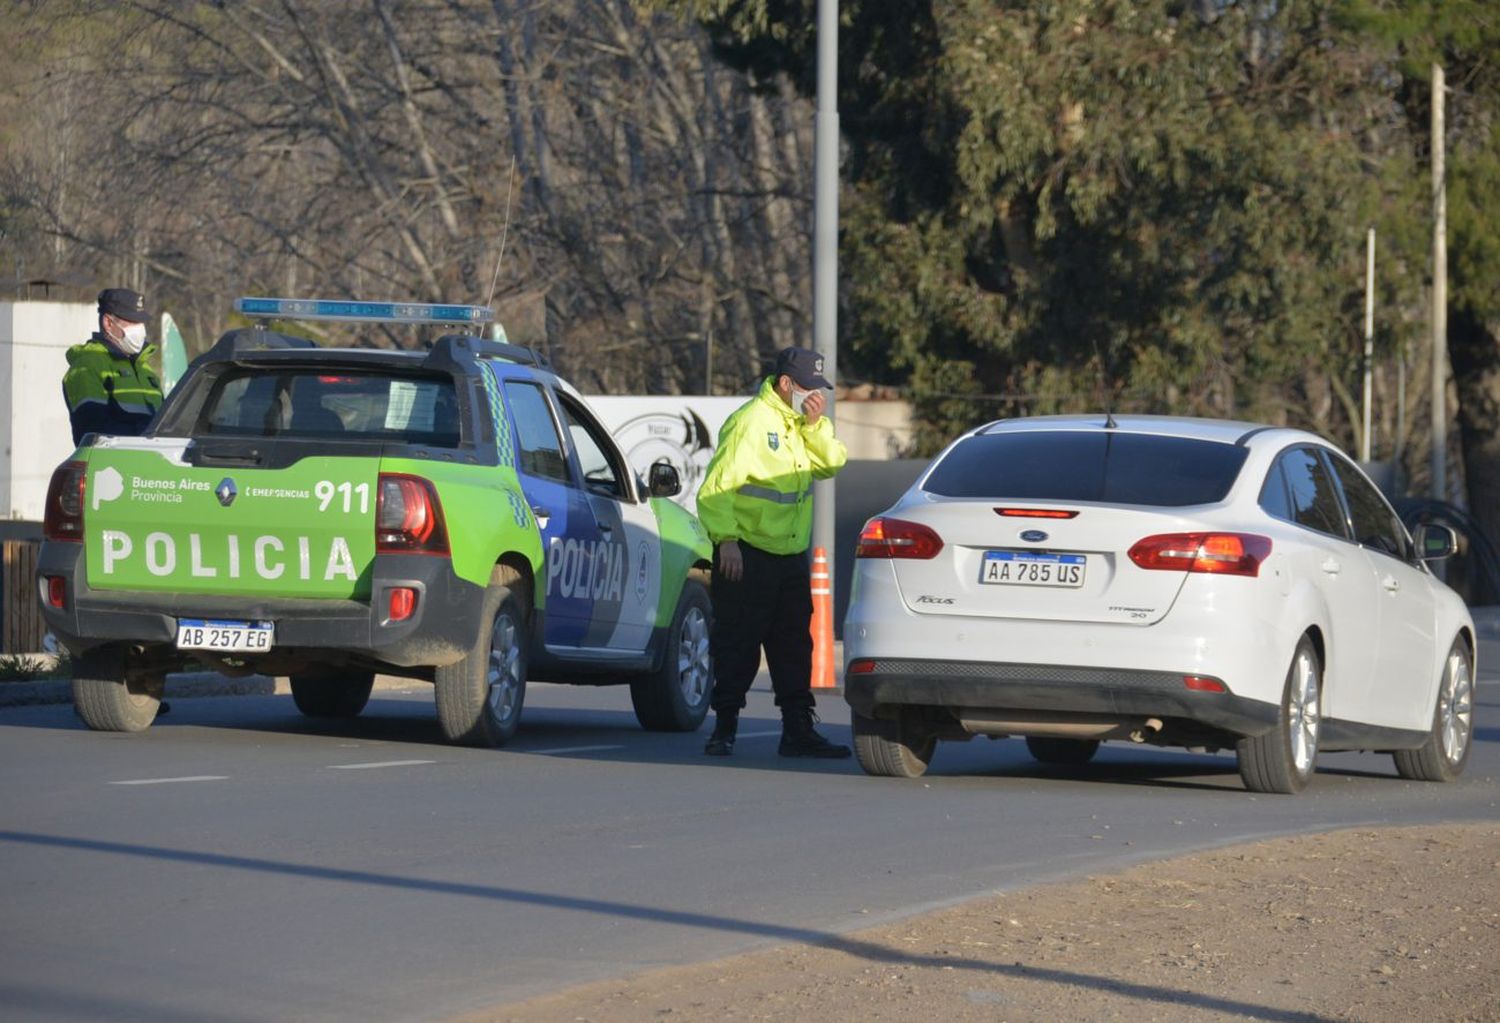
[[110, 775, 228, 786], [327, 759, 436, 770], [529, 744, 623, 755]]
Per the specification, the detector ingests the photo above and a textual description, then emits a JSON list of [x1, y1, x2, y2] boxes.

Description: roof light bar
[[234, 297, 493, 325]]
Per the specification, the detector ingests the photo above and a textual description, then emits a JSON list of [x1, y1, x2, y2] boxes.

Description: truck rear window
[[198, 370, 461, 447], [922, 431, 1248, 507]]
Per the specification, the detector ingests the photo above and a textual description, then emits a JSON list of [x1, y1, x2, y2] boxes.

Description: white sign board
[[585, 396, 745, 514], [1, 302, 96, 521]]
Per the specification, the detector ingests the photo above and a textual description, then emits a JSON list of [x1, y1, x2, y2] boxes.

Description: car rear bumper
[[843, 657, 1281, 738], [37, 542, 485, 670]]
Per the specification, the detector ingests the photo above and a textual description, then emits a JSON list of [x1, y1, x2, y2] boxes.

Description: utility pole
[[811, 0, 838, 576], [1430, 62, 1447, 502], [1361, 227, 1375, 462]]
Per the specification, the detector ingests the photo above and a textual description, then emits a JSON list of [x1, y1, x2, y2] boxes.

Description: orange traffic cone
[[810, 546, 836, 690]]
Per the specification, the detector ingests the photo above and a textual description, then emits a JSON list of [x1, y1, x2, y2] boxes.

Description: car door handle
[[598, 523, 614, 536], [1321, 558, 1341, 576], [531, 505, 551, 526], [1382, 575, 1400, 593]]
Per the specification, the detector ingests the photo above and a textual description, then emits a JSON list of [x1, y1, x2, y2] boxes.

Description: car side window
[[1326, 453, 1411, 560], [1257, 461, 1295, 520], [555, 393, 626, 500], [503, 381, 570, 483], [1277, 448, 1349, 539]]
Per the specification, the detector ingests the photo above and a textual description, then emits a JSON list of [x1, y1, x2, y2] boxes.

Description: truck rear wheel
[[435, 571, 529, 747], [72, 646, 163, 733], [630, 579, 712, 732], [290, 670, 375, 718]]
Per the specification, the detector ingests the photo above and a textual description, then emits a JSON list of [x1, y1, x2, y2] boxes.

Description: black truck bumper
[[37, 541, 485, 670]]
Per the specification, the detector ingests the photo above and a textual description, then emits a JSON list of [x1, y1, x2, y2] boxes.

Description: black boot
[[779, 708, 851, 759], [704, 711, 738, 756]]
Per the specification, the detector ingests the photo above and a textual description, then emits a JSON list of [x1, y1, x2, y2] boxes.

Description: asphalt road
[[2, 643, 1497, 1023]]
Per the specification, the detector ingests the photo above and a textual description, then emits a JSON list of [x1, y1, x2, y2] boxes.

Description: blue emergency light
[[234, 297, 494, 325]]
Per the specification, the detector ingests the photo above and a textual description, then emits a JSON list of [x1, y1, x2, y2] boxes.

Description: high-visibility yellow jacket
[[696, 377, 848, 555], [62, 337, 162, 445]]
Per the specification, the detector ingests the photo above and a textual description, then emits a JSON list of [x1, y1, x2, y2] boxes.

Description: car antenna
[[483, 155, 518, 313], [1090, 337, 1118, 429]]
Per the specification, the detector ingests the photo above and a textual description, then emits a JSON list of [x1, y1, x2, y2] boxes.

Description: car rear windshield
[[197, 369, 462, 447], [922, 431, 1249, 507]]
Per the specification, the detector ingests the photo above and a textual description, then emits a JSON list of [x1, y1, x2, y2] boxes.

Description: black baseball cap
[[773, 346, 832, 390], [98, 288, 149, 323]]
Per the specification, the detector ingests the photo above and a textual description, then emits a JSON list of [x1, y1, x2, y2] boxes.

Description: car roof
[[974, 414, 1326, 449]]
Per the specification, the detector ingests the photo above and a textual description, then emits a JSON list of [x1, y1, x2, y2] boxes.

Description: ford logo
[[1019, 529, 1049, 543]]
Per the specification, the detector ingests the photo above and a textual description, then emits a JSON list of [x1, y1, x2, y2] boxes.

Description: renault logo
[[1019, 529, 1049, 543], [216, 478, 238, 507]]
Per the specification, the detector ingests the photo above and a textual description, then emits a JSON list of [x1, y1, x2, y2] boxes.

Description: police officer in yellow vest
[[696, 346, 850, 758], [63, 288, 162, 445]]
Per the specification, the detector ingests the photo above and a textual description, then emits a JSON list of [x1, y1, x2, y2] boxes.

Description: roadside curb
[[0, 672, 418, 709]]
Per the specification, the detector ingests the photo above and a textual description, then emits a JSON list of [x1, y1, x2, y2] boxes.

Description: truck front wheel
[[72, 646, 163, 733], [290, 670, 375, 718]]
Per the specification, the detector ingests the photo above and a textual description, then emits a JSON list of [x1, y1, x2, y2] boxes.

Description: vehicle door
[[552, 389, 658, 653], [1258, 446, 1380, 725], [491, 369, 603, 649], [1324, 451, 1437, 731]]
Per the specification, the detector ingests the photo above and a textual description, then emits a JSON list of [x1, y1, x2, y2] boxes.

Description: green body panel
[[83, 449, 380, 599], [651, 497, 713, 627], [376, 456, 544, 594], [81, 448, 544, 602]]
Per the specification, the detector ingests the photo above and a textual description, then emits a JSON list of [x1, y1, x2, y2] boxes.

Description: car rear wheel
[[434, 570, 529, 747], [852, 710, 936, 778], [630, 578, 712, 732], [72, 645, 163, 733], [1237, 635, 1321, 794], [290, 670, 375, 718], [1393, 639, 1474, 782], [1025, 736, 1101, 766]]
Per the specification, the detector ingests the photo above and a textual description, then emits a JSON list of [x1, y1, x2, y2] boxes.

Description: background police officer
[[696, 346, 849, 758], [63, 288, 162, 445]]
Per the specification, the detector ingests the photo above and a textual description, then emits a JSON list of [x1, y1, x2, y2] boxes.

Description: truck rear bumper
[[37, 543, 485, 670]]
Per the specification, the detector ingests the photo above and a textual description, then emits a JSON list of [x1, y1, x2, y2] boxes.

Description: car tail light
[[1184, 674, 1227, 693], [43, 461, 88, 542], [45, 576, 67, 609], [388, 586, 417, 622], [994, 507, 1079, 519], [1128, 533, 1272, 577], [376, 474, 449, 554], [856, 517, 944, 560]]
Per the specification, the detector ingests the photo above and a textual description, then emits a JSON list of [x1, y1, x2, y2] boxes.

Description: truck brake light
[[43, 461, 88, 542], [376, 474, 450, 555]]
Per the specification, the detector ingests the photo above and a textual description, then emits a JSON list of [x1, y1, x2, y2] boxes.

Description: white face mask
[[117, 322, 148, 355], [790, 386, 813, 415]]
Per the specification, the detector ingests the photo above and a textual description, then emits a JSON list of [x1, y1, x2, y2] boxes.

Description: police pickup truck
[[38, 298, 714, 747]]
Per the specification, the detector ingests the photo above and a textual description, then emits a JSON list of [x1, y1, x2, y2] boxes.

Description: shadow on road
[[0, 828, 1338, 1023]]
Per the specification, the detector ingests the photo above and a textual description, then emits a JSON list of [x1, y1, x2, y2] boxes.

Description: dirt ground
[[465, 823, 1500, 1023]]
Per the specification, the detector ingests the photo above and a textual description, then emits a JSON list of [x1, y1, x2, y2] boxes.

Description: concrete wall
[[0, 302, 95, 521]]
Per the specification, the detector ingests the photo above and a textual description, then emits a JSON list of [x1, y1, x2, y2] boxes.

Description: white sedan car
[[843, 415, 1476, 793]]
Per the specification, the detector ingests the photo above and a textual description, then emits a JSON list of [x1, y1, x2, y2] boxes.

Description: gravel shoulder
[[466, 822, 1500, 1023]]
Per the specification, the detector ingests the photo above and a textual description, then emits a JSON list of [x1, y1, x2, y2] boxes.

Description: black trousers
[[709, 544, 815, 716]]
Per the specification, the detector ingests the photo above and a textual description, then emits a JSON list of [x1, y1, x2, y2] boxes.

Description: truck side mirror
[[648, 461, 681, 498]]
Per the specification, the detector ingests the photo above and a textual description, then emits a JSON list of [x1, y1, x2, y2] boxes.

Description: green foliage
[[674, 0, 1499, 454]]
